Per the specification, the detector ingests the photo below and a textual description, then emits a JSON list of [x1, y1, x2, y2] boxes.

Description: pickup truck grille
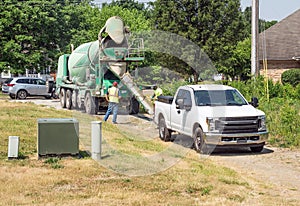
[[215, 117, 258, 134]]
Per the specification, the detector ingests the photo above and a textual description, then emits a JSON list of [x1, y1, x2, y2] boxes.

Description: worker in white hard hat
[[104, 81, 121, 124]]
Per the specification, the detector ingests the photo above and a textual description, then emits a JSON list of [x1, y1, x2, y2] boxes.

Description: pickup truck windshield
[[194, 89, 248, 106]]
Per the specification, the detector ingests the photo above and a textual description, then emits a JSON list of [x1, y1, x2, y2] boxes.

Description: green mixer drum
[[68, 40, 99, 83]]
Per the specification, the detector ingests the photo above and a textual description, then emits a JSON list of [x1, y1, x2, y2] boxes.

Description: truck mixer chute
[[55, 16, 153, 115]]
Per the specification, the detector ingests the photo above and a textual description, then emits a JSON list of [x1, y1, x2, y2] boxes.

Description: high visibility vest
[[108, 87, 119, 103], [153, 88, 163, 100]]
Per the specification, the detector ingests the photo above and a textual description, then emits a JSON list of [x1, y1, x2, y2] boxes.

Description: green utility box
[[37, 118, 79, 156]]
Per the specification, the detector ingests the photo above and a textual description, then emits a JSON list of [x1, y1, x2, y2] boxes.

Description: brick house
[[259, 9, 300, 82]]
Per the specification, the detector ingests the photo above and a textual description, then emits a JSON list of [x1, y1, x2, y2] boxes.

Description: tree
[[0, 0, 94, 74], [152, 0, 247, 82], [103, 0, 145, 11], [0, 0, 57, 74], [226, 38, 251, 80]]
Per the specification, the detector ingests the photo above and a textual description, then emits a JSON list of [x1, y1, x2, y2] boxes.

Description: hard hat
[[113, 81, 118, 86]]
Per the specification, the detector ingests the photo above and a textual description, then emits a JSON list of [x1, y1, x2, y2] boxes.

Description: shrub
[[260, 98, 300, 148], [268, 80, 283, 98], [281, 69, 300, 87], [296, 84, 300, 99]]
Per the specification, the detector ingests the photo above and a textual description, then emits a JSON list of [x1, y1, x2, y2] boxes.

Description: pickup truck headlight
[[258, 116, 267, 131], [206, 117, 218, 132]]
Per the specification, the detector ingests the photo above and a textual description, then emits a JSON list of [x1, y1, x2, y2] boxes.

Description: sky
[[241, 0, 300, 21], [93, 0, 300, 22]]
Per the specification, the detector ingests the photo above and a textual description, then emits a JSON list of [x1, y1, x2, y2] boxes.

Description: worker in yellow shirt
[[104, 81, 121, 124], [151, 85, 163, 102], [151, 85, 163, 113]]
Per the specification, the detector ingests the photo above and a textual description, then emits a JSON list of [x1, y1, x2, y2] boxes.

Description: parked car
[[5, 77, 52, 99], [1, 78, 13, 93]]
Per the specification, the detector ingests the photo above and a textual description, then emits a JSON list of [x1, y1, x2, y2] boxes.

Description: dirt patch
[[208, 146, 300, 201]]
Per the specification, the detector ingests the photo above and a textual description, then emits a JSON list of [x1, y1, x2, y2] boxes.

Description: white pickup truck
[[154, 84, 268, 153]]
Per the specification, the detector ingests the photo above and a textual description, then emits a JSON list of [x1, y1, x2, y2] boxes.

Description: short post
[[91, 121, 102, 160], [8, 136, 19, 159]]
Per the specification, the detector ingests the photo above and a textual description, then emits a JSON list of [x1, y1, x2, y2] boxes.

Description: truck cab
[[154, 84, 268, 153]]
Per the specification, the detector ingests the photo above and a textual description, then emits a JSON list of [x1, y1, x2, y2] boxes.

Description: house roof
[[259, 9, 300, 61]]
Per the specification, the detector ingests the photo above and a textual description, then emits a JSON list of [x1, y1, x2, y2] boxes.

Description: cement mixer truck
[[55, 16, 153, 115]]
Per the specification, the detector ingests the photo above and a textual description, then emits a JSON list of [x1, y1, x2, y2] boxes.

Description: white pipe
[[91, 121, 102, 160]]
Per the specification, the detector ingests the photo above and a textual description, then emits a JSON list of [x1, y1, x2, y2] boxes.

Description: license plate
[[237, 138, 247, 143]]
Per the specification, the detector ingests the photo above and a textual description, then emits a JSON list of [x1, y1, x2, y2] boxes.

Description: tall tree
[[0, 0, 94, 74], [103, 0, 145, 11], [152, 0, 247, 82], [226, 38, 251, 80], [0, 0, 58, 73]]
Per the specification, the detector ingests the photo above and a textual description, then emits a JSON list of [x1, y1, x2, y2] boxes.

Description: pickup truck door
[[171, 89, 192, 134]]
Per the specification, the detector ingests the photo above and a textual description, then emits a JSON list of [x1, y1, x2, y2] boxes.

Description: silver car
[[1, 78, 13, 93], [6, 77, 52, 99]]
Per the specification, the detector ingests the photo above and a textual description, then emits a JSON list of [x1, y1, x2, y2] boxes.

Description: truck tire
[[66, 89, 72, 110], [77, 92, 83, 110], [72, 90, 78, 109], [193, 127, 208, 154], [129, 97, 139, 114], [159, 116, 171, 141], [85, 93, 98, 114], [250, 145, 264, 153], [59, 88, 66, 108], [17, 90, 27, 99]]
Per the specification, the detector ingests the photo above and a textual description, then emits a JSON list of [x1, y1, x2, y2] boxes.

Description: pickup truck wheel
[[193, 127, 207, 154], [159, 117, 171, 141], [250, 145, 264, 153]]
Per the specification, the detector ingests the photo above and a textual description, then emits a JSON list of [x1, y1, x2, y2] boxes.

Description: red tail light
[[7, 84, 15, 87]]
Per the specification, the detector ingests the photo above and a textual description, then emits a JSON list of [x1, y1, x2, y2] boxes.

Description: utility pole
[[251, 0, 259, 77]]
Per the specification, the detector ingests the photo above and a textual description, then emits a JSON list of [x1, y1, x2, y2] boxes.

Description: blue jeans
[[104, 102, 119, 123]]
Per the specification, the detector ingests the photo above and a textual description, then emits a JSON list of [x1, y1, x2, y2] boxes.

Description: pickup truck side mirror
[[249, 97, 259, 108], [176, 98, 192, 111], [176, 99, 184, 109]]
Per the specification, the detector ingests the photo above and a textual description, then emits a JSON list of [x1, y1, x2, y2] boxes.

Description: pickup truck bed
[[157, 96, 173, 104]]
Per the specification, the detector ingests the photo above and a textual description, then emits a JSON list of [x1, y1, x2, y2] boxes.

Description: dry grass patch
[[0, 100, 297, 205]]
